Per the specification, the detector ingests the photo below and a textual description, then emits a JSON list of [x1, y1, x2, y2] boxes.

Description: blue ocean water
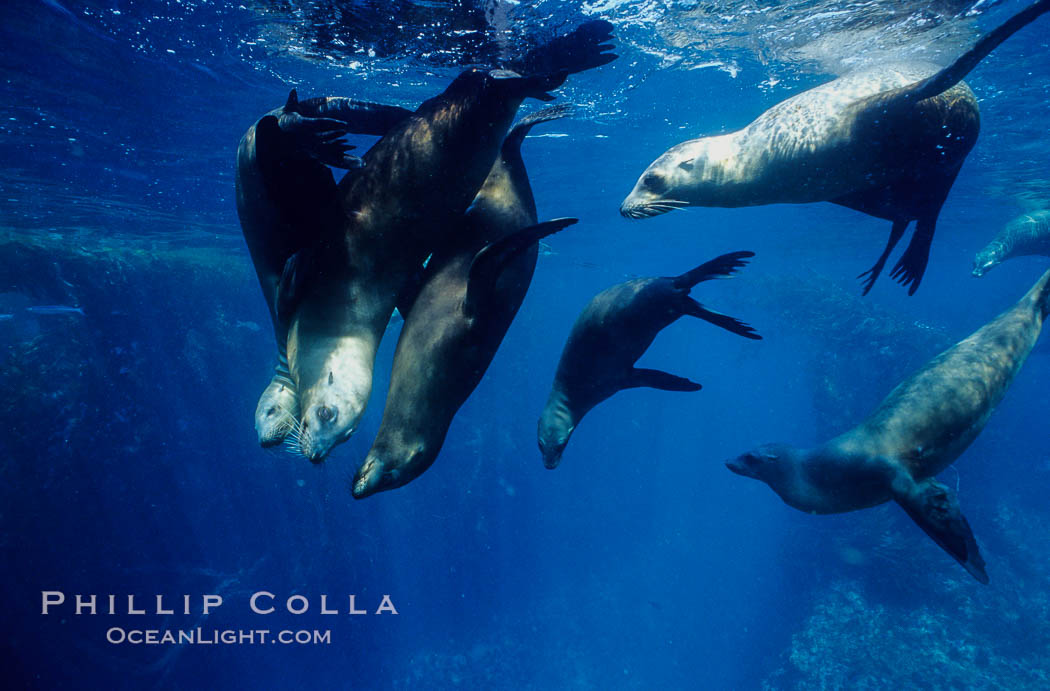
[[2, 0, 1050, 688]]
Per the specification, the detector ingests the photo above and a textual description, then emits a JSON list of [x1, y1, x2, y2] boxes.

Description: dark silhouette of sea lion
[[538, 252, 762, 468], [728, 268, 1050, 583], [621, 0, 1050, 295], [281, 21, 617, 461], [235, 91, 412, 446], [973, 209, 1050, 277], [351, 107, 575, 499]]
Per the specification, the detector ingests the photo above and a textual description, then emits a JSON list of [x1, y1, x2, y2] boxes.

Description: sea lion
[[538, 252, 762, 469], [235, 91, 413, 446], [973, 209, 1050, 277], [351, 107, 576, 499], [282, 22, 617, 461], [621, 0, 1050, 295], [727, 268, 1050, 583]]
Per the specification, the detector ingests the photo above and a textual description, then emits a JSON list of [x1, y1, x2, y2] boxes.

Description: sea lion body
[[351, 107, 576, 498], [625, 64, 975, 209], [622, 1, 1050, 294], [728, 268, 1050, 583], [538, 253, 761, 468], [235, 94, 365, 446], [286, 74, 556, 461], [973, 209, 1050, 276], [286, 23, 617, 461]]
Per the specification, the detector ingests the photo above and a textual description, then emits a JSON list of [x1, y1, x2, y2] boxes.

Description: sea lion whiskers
[[283, 417, 307, 458], [622, 199, 689, 219], [267, 404, 299, 439]]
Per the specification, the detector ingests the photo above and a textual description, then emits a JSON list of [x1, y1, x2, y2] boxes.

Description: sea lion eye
[[318, 406, 336, 423], [643, 172, 668, 193]]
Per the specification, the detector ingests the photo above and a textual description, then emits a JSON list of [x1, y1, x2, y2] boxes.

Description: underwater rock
[[745, 272, 951, 439]]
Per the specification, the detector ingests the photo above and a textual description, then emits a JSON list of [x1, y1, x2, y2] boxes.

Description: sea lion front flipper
[[889, 215, 936, 296], [464, 217, 578, 317], [295, 94, 415, 137], [858, 219, 908, 296], [273, 108, 363, 170], [624, 368, 702, 392], [892, 474, 989, 584], [680, 298, 762, 340], [396, 259, 430, 320], [275, 250, 317, 325], [503, 104, 574, 155]]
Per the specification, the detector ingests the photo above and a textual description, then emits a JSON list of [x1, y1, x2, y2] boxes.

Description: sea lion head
[[537, 413, 574, 470], [296, 362, 372, 463], [725, 443, 795, 481], [351, 439, 431, 499], [254, 377, 300, 447], [620, 137, 733, 219], [972, 242, 1005, 277]]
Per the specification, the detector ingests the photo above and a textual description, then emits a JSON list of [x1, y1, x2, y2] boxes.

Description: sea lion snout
[[724, 455, 752, 477], [972, 255, 998, 277], [540, 445, 564, 470], [298, 404, 356, 463], [620, 154, 694, 219], [352, 451, 410, 499]]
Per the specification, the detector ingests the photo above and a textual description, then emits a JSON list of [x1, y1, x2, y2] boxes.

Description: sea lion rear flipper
[[671, 251, 755, 289], [624, 368, 702, 392], [892, 474, 989, 584], [888, 215, 936, 296], [680, 298, 762, 340], [512, 20, 617, 78], [464, 217, 578, 317], [858, 219, 909, 295], [890, 0, 1050, 106]]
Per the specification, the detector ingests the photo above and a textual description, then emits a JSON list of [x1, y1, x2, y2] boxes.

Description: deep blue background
[[2, 1, 1049, 688]]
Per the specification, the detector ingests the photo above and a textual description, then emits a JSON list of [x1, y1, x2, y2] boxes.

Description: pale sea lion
[[621, 0, 1050, 295], [282, 22, 617, 461], [538, 252, 762, 469], [352, 107, 576, 499], [236, 91, 412, 446], [728, 268, 1050, 583], [973, 209, 1050, 277]]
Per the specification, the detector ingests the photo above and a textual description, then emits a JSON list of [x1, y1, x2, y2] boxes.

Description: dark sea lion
[[351, 107, 575, 499], [973, 209, 1050, 277], [283, 22, 617, 461], [727, 268, 1050, 583], [538, 252, 762, 469], [235, 91, 413, 446], [621, 0, 1050, 295]]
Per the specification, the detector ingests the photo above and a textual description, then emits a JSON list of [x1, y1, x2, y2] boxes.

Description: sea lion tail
[[513, 20, 617, 79], [672, 251, 755, 289], [1027, 267, 1050, 319], [681, 299, 762, 340], [672, 252, 761, 339], [903, 0, 1050, 103]]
